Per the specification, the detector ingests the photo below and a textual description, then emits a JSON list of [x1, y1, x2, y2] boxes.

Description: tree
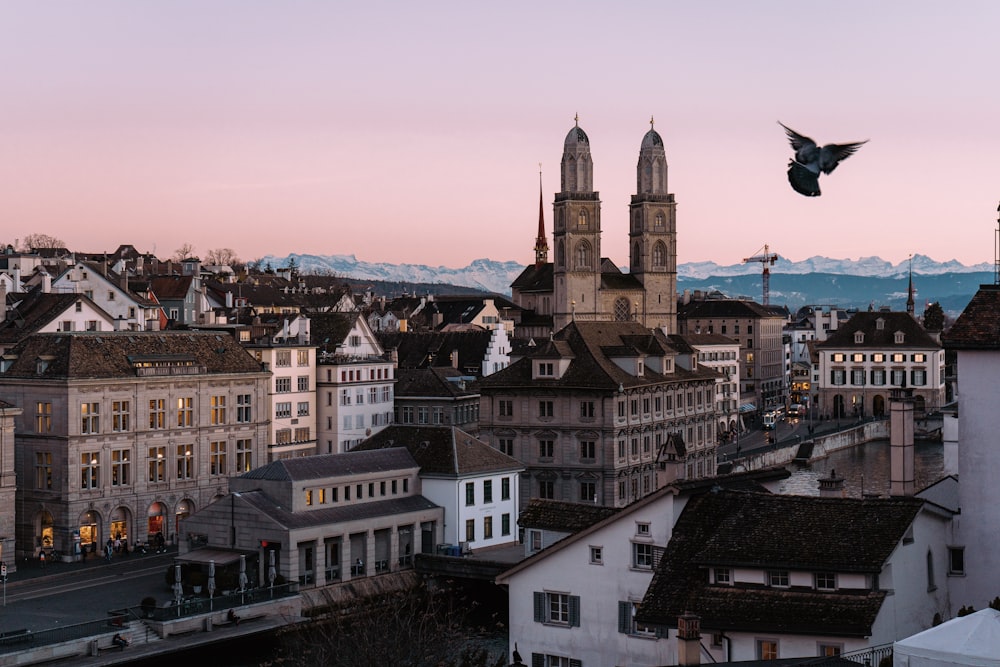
[[923, 302, 945, 331], [204, 247, 241, 266], [19, 233, 66, 251], [172, 243, 196, 261]]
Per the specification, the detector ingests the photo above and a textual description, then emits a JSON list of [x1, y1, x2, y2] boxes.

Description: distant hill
[[261, 252, 992, 315]]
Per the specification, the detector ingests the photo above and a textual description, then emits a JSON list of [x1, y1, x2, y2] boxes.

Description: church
[[511, 117, 678, 339]]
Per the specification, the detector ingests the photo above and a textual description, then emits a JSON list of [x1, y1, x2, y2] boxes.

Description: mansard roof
[[637, 489, 923, 635], [353, 426, 523, 477], [818, 310, 939, 349], [943, 283, 1000, 350], [0, 330, 264, 379], [240, 448, 418, 482], [377, 329, 492, 373], [235, 489, 438, 531]]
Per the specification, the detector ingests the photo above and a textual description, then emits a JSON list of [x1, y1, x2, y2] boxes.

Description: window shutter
[[531, 653, 545, 667], [533, 591, 545, 623], [569, 595, 581, 627], [618, 601, 632, 634], [652, 546, 665, 568]]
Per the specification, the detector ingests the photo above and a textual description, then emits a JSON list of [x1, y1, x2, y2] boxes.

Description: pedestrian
[[39, 550, 46, 568], [112, 633, 129, 650], [105, 540, 113, 562]]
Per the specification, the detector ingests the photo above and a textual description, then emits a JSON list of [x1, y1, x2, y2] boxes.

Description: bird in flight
[[779, 122, 868, 196]]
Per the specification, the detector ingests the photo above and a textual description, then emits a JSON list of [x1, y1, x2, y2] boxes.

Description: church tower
[[629, 118, 677, 332], [553, 116, 602, 330]]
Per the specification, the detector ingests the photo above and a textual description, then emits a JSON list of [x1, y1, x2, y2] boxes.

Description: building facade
[[0, 331, 270, 559]]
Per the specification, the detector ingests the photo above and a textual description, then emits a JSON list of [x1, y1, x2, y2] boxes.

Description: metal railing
[[0, 616, 130, 655], [144, 583, 299, 622], [797, 643, 892, 667]]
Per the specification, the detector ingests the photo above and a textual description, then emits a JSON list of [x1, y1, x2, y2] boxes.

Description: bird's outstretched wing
[[778, 122, 815, 154], [787, 160, 821, 197], [818, 140, 869, 174]]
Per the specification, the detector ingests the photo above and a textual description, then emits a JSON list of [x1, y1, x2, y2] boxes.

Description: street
[[717, 416, 810, 461]]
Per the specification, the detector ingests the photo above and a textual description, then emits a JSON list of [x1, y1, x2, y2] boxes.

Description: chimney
[[677, 611, 701, 666], [818, 469, 846, 498], [889, 387, 916, 496], [41, 270, 51, 294], [225, 291, 233, 308]]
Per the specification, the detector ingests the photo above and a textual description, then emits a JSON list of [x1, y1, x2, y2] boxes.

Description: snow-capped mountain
[[261, 252, 991, 296]]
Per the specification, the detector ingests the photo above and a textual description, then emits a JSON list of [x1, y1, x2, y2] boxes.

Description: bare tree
[[204, 247, 241, 266], [172, 243, 196, 261], [19, 233, 66, 251]]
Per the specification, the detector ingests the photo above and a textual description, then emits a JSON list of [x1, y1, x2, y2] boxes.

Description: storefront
[[147, 501, 167, 543], [110, 506, 130, 547], [78, 509, 100, 552]]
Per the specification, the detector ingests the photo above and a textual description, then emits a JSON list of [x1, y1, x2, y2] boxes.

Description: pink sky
[[3, 1, 999, 269]]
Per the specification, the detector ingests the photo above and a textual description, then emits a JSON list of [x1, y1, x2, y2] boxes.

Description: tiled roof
[[377, 330, 492, 372], [637, 489, 922, 635], [818, 311, 939, 349], [510, 263, 553, 292], [149, 275, 195, 300], [393, 367, 479, 398], [240, 448, 417, 482], [517, 499, 620, 532], [678, 299, 778, 320], [354, 425, 523, 476], [0, 331, 264, 379], [0, 292, 111, 344], [310, 312, 359, 348], [942, 284, 1000, 349], [479, 320, 720, 392], [236, 489, 439, 531], [680, 332, 739, 346]]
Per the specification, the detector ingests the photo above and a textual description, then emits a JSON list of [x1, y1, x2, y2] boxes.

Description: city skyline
[[4, 1, 1000, 268]]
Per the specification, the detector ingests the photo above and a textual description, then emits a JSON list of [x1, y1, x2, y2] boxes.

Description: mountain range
[[261, 253, 994, 315]]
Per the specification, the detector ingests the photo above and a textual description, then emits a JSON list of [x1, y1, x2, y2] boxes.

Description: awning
[[174, 548, 248, 567], [738, 403, 756, 413]]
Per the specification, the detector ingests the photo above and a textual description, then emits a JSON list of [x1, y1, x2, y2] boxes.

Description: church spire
[[906, 254, 915, 317], [534, 165, 548, 268]]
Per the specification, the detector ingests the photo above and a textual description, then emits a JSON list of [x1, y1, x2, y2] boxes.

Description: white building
[[50, 261, 160, 330], [680, 332, 741, 436]]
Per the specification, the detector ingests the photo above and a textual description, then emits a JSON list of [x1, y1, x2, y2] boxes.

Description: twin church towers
[[513, 117, 678, 335]]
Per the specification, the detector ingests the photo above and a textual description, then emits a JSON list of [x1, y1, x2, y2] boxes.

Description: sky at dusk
[[3, 1, 1000, 270]]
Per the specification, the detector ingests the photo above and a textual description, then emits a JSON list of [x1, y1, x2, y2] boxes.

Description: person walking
[[105, 539, 114, 562]]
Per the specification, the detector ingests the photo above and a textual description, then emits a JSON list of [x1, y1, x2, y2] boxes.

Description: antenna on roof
[[995, 202, 1000, 285]]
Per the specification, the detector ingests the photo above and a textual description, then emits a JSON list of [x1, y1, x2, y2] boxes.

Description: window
[[210, 395, 226, 425], [501, 513, 511, 536], [177, 397, 193, 427], [275, 377, 292, 393], [340, 389, 352, 406], [149, 399, 166, 429], [81, 402, 100, 434], [580, 480, 596, 502], [851, 369, 865, 385], [210, 441, 227, 475], [633, 542, 654, 569], [618, 600, 655, 636], [297, 349, 310, 365], [465, 482, 475, 506], [111, 449, 130, 486], [949, 547, 965, 575], [465, 518, 475, 542], [590, 546, 603, 564], [539, 401, 554, 418], [871, 369, 886, 386], [831, 369, 845, 386], [814, 572, 836, 590], [483, 480, 493, 503], [768, 571, 789, 587], [891, 369, 906, 386], [483, 516, 493, 539], [818, 643, 843, 657], [851, 353, 865, 362], [501, 477, 511, 500], [580, 401, 595, 419], [538, 480, 554, 499], [176, 444, 194, 480], [305, 489, 313, 506], [529, 530, 542, 552], [297, 376, 310, 391], [276, 429, 292, 444], [539, 439, 554, 458], [538, 362, 554, 376], [35, 452, 52, 489], [36, 402, 52, 433], [236, 439, 252, 472], [148, 446, 166, 482], [531, 655, 581, 667], [533, 592, 580, 627], [714, 568, 731, 585], [81, 451, 100, 489], [276, 402, 292, 419], [297, 401, 310, 416], [872, 353, 885, 362], [831, 353, 846, 362], [636, 522, 650, 536], [757, 639, 778, 660], [498, 399, 513, 417], [891, 353, 906, 363], [498, 438, 513, 456], [275, 349, 291, 367], [579, 440, 595, 460], [912, 369, 927, 386], [912, 353, 926, 362]]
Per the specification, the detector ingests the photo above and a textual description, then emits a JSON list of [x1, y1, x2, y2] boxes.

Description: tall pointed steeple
[[534, 166, 548, 268], [907, 255, 915, 317]]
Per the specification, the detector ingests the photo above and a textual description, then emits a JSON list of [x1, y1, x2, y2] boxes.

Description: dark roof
[[818, 311, 940, 350], [0, 292, 111, 345], [680, 332, 739, 346], [149, 275, 195, 301], [377, 330, 492, 373], [393, 367, 479, 398], [517, 499, 620, 532], [236, 489, 439, 531], [240, 448, 418, 482], [943, 284, 1000, 350], [353, 426, 523, 476], [510, 263, 553, 293], [310, 312, 360, 349], [479, 320, 719, 393], [637, 490, 923, 635], [678, 299, 778, 320], [0, 331, 264, 379]]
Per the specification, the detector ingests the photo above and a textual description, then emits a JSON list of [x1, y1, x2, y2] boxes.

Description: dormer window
[[854, 331, 864, 344], [537, 362, 554, 377], [894, 331, 905, 344], [876, 318, 885, 330]]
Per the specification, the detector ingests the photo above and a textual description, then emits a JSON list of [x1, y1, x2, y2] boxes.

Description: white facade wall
[[421, 470, 520, 548], [253, 345, 317, 460], [52, 264, 157, 330], [481, 322, 512, 377]]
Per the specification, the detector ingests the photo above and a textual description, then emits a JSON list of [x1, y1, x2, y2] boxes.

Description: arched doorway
[[872, 394, 886, 418], [833, 394, 846, 419], [914, 395, 927, 415], [110, 506, 131, 549], [78, 509, 100, 554], [36, 510, 55, 554], [147, 501, 168, 544], [175, 499, 195, 536]]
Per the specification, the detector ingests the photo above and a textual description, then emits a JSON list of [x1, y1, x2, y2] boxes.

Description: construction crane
[[743, 244, 780, 306]]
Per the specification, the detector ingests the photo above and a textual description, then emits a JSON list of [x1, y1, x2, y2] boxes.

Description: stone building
[[0, 331, 270, 559]]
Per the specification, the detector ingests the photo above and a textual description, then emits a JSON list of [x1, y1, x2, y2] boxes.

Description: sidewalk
[[7, 546, 177, 586]]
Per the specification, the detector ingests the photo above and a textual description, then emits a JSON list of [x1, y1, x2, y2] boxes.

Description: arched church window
[[655, 212, 664, 229], [632, 242, 641, 269], [652, 241, 667, 268], [578, 210, 588, 229], [556, 240, 565, 269], [575, 241, 592, 269], [614, 297, 631, 322]]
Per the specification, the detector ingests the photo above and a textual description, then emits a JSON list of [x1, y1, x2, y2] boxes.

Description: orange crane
[[743, 244, 780, 306]]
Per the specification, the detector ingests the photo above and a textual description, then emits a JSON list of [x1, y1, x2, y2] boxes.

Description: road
[[717, 417, 810, 461]]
